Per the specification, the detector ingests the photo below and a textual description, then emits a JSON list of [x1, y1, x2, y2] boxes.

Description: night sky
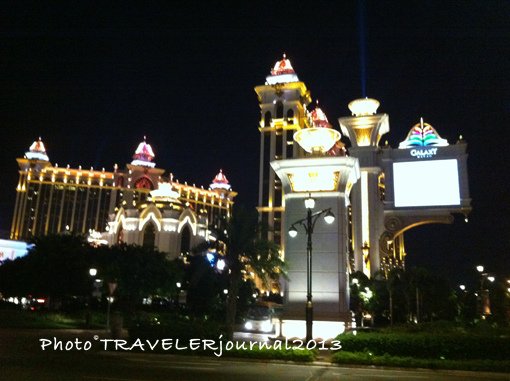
[[2, 2, 509, 285]]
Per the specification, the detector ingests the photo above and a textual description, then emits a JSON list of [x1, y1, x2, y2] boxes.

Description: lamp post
[[86, 268, 97, 328], [288, 195, 335, 342], [476, 265, 495, 318]]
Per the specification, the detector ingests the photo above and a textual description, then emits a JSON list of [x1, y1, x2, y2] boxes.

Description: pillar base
[[277, 319, 350, 340]]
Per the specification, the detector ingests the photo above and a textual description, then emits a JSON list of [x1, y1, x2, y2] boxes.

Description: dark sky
[[2, 1, 509, 285]]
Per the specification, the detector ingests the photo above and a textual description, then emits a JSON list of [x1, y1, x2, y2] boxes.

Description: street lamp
[[288, 195, 335, 342], [476, 265, 495, 318], [86, 268, 97, 328]]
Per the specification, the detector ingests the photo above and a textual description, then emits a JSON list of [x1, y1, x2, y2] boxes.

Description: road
[[1, 329, 508, 381]]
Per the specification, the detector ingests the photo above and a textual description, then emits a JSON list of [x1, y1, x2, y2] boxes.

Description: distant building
[[10, 137, 236, 258]]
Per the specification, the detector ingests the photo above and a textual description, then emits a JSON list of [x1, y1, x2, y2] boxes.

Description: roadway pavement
[[1, 329, 508, 381]]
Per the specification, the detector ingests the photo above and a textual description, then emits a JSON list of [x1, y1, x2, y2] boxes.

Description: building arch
[[286, 108, 294, 123], [180, 225, 192, 255], [142, 221, 156, 248], [139, 205, 162, 232], [178, 208, 197, 236], [384, 215, 454, 240], [275, 101, 284, 119], [264, 111, 271, 127]]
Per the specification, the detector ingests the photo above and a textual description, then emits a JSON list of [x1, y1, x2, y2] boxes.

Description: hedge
[[336, 332, 510, 360]]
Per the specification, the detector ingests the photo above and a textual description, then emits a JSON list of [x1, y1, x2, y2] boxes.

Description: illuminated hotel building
[[11, 138, 236, 257], [258, 56, 471, 337]]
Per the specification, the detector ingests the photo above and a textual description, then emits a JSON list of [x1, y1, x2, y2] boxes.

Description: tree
[[0, 234, 94, 307], [184, 252, 225, 319], [98, 244, 183, 313], [199, 206, 285, 339]]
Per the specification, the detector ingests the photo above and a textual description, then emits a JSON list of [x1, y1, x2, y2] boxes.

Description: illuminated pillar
[[339, 98, 389, 276], [272, 156, 360, 338]]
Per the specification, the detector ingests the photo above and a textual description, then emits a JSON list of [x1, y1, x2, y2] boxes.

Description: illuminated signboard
[[393, 159, 461, 207], [0, 239, 30, 263]]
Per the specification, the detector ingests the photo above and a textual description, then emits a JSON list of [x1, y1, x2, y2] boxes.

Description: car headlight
[[261, 319, 273, 333], [244, 321, 253, 330]]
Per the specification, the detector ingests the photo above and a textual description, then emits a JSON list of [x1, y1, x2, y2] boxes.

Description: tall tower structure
[[255, 55, 312, 251], [338, 98, 389, 276], [271, 104, 360, 338]]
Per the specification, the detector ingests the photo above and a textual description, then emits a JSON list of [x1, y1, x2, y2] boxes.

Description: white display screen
[[393, 159, 461, 207]]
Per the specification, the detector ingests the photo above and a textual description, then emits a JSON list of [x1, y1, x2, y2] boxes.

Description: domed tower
[[209, 169, 235, 229], [255, 54, 312, 248], [338, 98, 390, 276], [11, 138, 53, 239], [119, 137, 165, 209]]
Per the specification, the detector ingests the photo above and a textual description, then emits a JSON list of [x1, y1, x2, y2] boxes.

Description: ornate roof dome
[[399, 118, 449, 148], [210, 169, 231, 191], [131, 137, 156, 168], [310, 102, 331, 128], [271, 54, 295, 76], [266, 54, 299, 85], [25, 137, 49, 161]]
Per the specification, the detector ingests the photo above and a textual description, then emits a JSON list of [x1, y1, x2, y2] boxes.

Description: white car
[[243, 305, 276, 333]]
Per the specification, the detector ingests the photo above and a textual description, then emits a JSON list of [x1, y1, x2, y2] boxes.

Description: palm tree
[[199, 206, 286, 339]]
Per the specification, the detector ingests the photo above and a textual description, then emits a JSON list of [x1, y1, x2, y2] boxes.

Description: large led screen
[[393, 159, 461, 207]]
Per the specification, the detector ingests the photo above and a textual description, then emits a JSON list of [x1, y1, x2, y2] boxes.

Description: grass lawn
[[0, 308, 106, 329]]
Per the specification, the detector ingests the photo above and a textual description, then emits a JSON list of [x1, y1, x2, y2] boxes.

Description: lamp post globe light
[[288, 195, 335, 342]]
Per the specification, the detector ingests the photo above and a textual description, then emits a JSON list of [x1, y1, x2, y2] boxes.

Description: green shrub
[[332, 351, 510, 372], [336, 332, 510, 360]]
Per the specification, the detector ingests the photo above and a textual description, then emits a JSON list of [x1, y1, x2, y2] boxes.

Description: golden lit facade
[[11, 139, 236, 254]]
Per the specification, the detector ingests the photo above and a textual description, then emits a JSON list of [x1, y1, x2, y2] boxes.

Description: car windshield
[[246, 306, 271, 320]]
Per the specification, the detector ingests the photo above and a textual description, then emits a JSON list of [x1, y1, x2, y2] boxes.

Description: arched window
[[180, 226, 191, 255], [143, 222, 156, 248], [275, 101, 284, 119], [264, 111, 271, 127], [286, 109, 294, 123]]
